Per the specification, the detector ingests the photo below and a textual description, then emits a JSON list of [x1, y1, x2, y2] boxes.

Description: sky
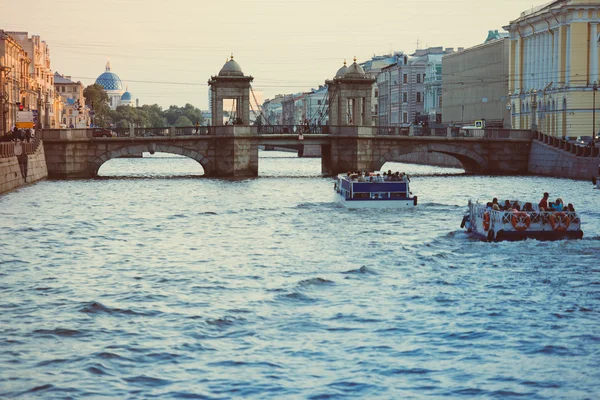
[[1, 0, 546, 110]]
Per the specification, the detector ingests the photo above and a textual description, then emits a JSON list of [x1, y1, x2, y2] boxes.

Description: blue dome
[[96, 71, 123, 91], [121, 91, 132, 101]]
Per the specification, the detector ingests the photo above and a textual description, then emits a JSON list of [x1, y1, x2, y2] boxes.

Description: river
[[0, 151, 598, 399]]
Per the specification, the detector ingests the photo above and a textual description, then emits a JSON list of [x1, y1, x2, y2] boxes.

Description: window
[[374, 89, 379, 98], [403, 93, 407, 103], [403, 112, 408, 123], [403, 74, 408, 84], [61, 86, 65, 92], [416, 92, 421, 103], [417, 74, 421, 83], [317, 100, 322, 105], [439, 96, 443, 108]]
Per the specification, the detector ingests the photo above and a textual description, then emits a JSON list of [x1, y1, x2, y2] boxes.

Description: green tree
[[83, 84, 110, 127], [174, 115, 193, 127]]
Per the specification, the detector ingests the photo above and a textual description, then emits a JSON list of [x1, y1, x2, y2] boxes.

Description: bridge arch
[[88, 143, 213, 177], [374, 143, 488, 174]]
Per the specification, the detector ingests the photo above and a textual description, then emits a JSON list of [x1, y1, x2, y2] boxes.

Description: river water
[[1, 151, 599, 399]]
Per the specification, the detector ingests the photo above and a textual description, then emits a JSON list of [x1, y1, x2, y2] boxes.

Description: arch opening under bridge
[[88, 143, 213, 177]]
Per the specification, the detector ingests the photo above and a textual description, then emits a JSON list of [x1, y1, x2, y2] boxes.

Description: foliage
[[91, 100, 204, 128], [174, 116, 193, 127], [83, 84, 110, 127]]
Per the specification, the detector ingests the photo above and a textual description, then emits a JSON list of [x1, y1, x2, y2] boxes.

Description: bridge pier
[[322, 126, 375, 175]]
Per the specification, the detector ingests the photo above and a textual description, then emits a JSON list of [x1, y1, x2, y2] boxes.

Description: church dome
[[344, 58, 366, 79], [219, 55, 244, 77], [335, 60, 348, 78], [96, 59, 124, 91], [121, 91, 132, 101]]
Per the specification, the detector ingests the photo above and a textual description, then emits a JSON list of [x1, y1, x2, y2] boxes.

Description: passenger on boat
[[486, 202, 493, 211], [492, 203, 500, 211], [523, 202, 534, 212], [511, 201, 521, 211], [539, 192, 550, 211], [358, 174, 366, 182], [551, 198, 564, 211], [567, 203, 575, 212], [502, 200, 512, 210]]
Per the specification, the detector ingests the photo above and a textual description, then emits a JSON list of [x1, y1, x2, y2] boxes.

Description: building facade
[[0, 30, 32, 133], [505, 0, 600, 137], [54, 72, 89, 128], [360, 54, 400, 125], [377, 48, 447, 127], [442, 37, 510, 127], [6, 31, 59, 128]]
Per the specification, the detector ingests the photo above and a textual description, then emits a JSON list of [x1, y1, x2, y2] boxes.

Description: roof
[[54, 72, 77, 84], [219, 55, 244, 77]]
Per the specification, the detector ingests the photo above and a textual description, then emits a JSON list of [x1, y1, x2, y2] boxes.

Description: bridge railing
[[114, 127, 130, 137], [174, 126, 211, 136], [257, 125, 328, 135], [376, 126, 410, 136], [134, 127, 170, 137], [535, 131, 600, 158], [0, 132, 43, 158]]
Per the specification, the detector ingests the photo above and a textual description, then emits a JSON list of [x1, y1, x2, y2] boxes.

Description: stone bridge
[[41, 127, 532, 178]]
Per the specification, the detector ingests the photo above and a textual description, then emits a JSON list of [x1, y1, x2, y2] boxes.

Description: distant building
[[54, 72, 89, 128], [442, 33, 509, 127], [262, 95, 284, 125], [377, 47, 448, 126], [5, 31, 61, 128], [423, 47, 456, 125], [0, 30, 31, 132], [95, 59, 135, 109], [504, 0, 600, 137], [305, 85, 328, 125], [360, 54, 400, 125]]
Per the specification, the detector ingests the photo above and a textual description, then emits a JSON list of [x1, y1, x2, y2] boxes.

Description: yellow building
[[505, 0, 600, 138], [0, 30, 32, 134]]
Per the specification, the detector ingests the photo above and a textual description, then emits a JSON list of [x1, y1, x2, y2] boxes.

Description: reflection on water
[[1, 151, 598, 399]]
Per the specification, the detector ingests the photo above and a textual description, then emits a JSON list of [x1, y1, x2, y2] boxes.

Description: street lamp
[[593, 81, 598, 140]]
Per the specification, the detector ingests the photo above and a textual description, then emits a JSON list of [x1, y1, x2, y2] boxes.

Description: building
[[360, 54, 400, 125], [54, 72, 89, 128], [95, 59, 134, 110], [424, 48, 458, 125], [377, 48, 448, 126], [504, 0, 600, 138], [305, 85, 328, 125], [0, 30, 32, 133], [262, 95, 284, 124], [5, 31, 60, 128], [442, 34, 510, 127]]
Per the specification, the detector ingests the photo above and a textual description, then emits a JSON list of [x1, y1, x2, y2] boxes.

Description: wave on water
[[80, 301, 159, 317], [276, 292, 316, 303], [342, 266, 377, 275], [32, 328, 85, 337], [297, 277, 335, 287]]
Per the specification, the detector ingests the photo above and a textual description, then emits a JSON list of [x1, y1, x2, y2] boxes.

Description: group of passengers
[[346, 170, 410, 183], [485, 192, 575, 213]]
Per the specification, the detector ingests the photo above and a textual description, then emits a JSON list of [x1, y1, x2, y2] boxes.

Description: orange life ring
[[511, 212, 531, 231], [549, 212, 571, 231], [483, 212, 491, 231]]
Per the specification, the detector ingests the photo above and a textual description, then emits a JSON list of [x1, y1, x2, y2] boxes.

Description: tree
[[83, 84, 110, 127], [174, 115, 193, 127]]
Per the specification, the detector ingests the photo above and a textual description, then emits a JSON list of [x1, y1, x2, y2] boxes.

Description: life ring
[[511, 212, 531, 231], [549, 212, 571, 231], [483, 212, 491, 231]]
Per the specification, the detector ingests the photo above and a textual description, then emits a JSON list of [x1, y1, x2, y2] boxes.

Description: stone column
[[590, 23, 598, 85]]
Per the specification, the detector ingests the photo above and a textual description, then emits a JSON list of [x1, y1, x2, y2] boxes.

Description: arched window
[[552, 100, 556, 111], [512, 102, 516, 115], [404, 56, 408, 65]]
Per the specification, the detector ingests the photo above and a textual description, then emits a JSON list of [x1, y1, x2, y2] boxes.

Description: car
[[92, 128, 115, 138]]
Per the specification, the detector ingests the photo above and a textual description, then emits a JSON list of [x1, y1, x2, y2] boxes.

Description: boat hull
[[336, 193, 416, 209]]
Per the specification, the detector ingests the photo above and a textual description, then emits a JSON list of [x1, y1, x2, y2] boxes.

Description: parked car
[[92, 128, 115, 138], [575, 135, 599, 146]]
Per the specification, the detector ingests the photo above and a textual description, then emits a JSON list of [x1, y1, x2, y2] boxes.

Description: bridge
[[42, 126, 532, 178], [42, 56, 533, 179]]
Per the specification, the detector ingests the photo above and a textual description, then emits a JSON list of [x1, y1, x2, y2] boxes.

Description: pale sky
[[2, 0, 543, 110]]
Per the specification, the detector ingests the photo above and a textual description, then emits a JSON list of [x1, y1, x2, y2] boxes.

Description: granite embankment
[[528, 133, 599, 180], [0, 135, 48, 195]]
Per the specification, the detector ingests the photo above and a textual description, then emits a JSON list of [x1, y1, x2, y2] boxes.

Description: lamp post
[[531, 89, 538, 132], [594, 81, 598, 140], [506, 92, 512, 129]]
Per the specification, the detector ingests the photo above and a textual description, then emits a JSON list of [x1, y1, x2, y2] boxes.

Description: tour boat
[[461, 200, 583, 242], [334, 173, 417, 209]]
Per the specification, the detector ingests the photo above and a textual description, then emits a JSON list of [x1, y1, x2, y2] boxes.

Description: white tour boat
[[334, 172, 417, 209], [461, 200, 583, 242]]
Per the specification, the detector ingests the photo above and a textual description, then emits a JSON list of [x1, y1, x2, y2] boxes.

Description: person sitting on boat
[[502, 199, 512, 210], [375, 173, 383, 182], [357, 174, 366, 182], [486, 202, 493, 211], [567, 203, 575, 212], [538, 192, 550, 211], [492, 203, 500, 211], [523, 202, 534, 212], [551, 198, 564, 212]]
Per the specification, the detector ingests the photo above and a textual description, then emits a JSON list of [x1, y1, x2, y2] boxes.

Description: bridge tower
[[208, 55, 254, 126], [326, 58, 375, 126]]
